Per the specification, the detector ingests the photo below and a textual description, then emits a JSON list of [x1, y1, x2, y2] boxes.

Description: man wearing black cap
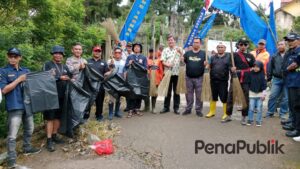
[[281, 32, 300, 141], [0, 48, 41, 168], [86, 45, 109, 121], [43, 45, 71, 152], [223, 38, 256, 125]]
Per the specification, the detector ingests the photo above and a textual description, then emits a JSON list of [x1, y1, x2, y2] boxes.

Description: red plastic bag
[[91, 139, 114, 155]]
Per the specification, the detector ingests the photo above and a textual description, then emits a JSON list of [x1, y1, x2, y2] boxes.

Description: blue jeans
[[7, 110, 34, 161], [248, 97, 263, 123], [267, 77, 289, 119]]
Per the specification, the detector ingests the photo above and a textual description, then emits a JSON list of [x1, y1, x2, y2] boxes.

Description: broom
[[157, 54, 176, 97], [149, 37, 158, 97], [176, 45, 186, 94], [201, 38, 212, 101], [101, 18, 120, 42], [230, 40, 247, 109]]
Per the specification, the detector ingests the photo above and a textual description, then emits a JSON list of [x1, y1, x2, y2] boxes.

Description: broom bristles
[[157, 70, 172, 97], [101, 18, 120, 42], [176, 65, 186, 94], [149, 70, 157, 96], [201, 70, 212, 101], [232, 77, 247, 109]]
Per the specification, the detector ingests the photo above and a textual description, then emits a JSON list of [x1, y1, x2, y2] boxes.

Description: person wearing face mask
[[66, 42, 87, 81], [42, 45, 71, 152], [222, 37, 256, 125], [281, 32, 300, 141]]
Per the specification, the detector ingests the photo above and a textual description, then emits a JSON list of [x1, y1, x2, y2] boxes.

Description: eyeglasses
[[8, 55, 20, 59], [239, 43, 248, 46], [114, 52, 122, 54], [93, 50, 102, 53]]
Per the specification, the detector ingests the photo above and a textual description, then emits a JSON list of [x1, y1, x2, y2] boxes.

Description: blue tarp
[[212, 0, 277, 55]]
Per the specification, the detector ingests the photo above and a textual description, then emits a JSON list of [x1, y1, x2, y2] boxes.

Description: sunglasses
[[239, 43, 248, 46], [8, 55, 20, 59], [286, 39, 296, 42], [114, 51, 122, 54], [93, 50, 102, 52]]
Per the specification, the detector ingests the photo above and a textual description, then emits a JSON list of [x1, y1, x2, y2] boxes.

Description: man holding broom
[[223, 38, 255, 125], [160, 34, 182, 115], [206, 42, 230, 120], [181, 37, 206, 116]]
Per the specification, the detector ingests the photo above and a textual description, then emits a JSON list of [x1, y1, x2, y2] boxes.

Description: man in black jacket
[[223, 38, 255, 125], [265, 41, 289, 122]]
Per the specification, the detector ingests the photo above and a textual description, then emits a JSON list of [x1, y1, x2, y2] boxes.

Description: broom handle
[[230, 40, 236, 67], [205, 38, 209, 61]]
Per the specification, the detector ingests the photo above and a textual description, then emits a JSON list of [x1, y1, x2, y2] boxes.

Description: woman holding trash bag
[[125, 43, 148, 118], [43, 45, 71, 152]]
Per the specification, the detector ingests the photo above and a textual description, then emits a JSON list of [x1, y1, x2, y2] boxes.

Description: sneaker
[[256, 122, 262, 127], [23, 147, 42, 156], [241, 116, 247, 125], [246, 120, 253, 126], [196, 111, 203, 117], [221, 116, 232, 123], [293, 136, 300, 142], [46, 138, 55, 152], [52, 134, 65, 144]]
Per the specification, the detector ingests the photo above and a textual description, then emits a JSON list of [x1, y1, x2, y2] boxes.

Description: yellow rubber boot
[[221, 103, 228, 120], [206, 101, 216, 118]]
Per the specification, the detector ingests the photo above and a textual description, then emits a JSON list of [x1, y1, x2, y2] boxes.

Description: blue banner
[[119, 0, 151, 42], [198, 13, 217, 39], [211, 0, 277, 55], [184, 7, 206, 48]]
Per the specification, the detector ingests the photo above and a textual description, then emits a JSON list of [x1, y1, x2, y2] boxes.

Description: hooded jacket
[[249, 61, 267, 94]]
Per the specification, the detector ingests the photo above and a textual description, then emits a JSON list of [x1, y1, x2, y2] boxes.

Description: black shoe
[[286, 130, 300, 137], [282, 124, 294, 131], [196, 111, 203, 117], [160, 108, 170, 114], [23, 147, 42, 156], [7, 159, 16, 169], [281, 120, 292, 125], [174, 109, 180, 115], [182, 110, 191, 115], [52, 134, 65, 144], [46, 138, 55, 152], [124, 107, 129, 112]]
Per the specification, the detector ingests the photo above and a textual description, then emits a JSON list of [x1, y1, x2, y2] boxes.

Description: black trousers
[[95, 88, 105, 118], [128, 98, 142, 111], [226, 82, 249, 117], [288, 87, 300, 130], [163, 75, 180, 111], [211, 80, 228, 103]]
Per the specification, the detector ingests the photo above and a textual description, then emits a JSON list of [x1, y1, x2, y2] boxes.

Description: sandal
[[127, 111, 133, 118]]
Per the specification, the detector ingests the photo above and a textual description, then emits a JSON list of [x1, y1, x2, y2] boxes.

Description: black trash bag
[[59, 80, 90, 136], [23, 71, 59, 114], [126, 62, 149, 98], [102, 67, 133, 98]]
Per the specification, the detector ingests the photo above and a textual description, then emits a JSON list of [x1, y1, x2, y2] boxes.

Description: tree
[[293, 17, 300, 33]]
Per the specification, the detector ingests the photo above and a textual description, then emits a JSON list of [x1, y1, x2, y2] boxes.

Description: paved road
[[22, 95, 300, 169]]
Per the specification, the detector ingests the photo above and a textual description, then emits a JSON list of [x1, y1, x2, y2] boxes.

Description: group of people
[[1, 32, 300, 168]]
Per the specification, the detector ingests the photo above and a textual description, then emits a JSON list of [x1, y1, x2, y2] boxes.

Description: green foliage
[[293, 17, 300, 33]]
